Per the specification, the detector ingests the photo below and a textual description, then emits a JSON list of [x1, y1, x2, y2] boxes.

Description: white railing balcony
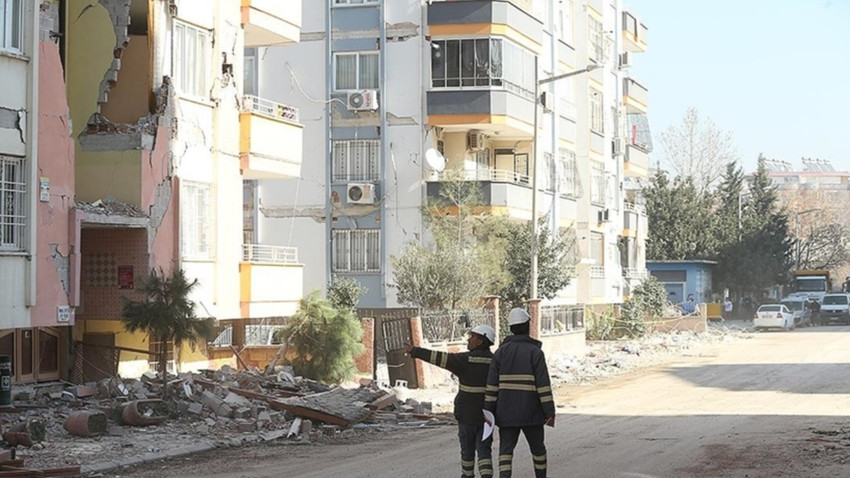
[[428, 168, 531, 186], [590, 265, 606, 278], [242, 95, 300, 124], [242, 244, 299, 264], [623, 201, 645, 215], [623, 268, 648, 279]]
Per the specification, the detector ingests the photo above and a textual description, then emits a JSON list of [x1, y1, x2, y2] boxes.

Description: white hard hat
[[508, 308, 531, 326], [470, 325, 496, 344]]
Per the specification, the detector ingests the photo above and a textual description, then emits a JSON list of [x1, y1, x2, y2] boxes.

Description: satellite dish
[[424, 148, 446, 172]]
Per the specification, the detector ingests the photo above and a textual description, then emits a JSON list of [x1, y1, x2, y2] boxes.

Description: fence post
[[409, 316, 425, 388], [482, 295, 500, 346], [528, 299, 542, 340]]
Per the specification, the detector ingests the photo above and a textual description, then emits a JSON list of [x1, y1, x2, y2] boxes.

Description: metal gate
[[381, 317, 419, 389]]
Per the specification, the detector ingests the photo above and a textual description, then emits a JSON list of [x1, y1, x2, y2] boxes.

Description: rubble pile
[[1, 366, 447, 472]]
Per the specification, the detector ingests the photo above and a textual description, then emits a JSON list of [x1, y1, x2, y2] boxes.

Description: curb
[[81, 441, 217, 475]]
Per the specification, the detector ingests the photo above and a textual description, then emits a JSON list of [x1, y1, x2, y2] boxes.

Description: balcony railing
[[540, 305, 584, 336], [242, 95, 300, 123], [590, 265, 605, 278], [623, 268, 648, 279], [242, 244, 299, 264], [623, 201, 645, 215], [428, 168, 531, 186]]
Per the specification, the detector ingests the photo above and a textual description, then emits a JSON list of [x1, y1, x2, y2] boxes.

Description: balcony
[[622, 201, 644, 237], [427, 169, 534, 218], [622, 11, 648, 53], [240, 245, 303, 318], [624, 143, 650, 178], [623, 77, 648, 114], [240, 95, 303, 179], [242, 0, 301, 47]]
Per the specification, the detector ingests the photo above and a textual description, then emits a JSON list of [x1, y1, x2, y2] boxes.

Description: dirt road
[[107, 326, 850, 477]]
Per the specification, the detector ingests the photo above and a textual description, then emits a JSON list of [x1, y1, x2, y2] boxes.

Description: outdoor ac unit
[[598, 208, 610, 222], [346, 90, 379, 112], [347, 183, 377, 204], [613, 137, 626, 156], [467, 131, 486, 151], [619, 52, 633, 69]]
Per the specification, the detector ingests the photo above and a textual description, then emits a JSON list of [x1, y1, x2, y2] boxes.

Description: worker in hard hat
[[484, 308, 555, 478], [404, 324, 497, 478]]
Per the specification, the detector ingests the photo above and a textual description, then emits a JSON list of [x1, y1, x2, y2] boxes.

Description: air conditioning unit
[[613, 137, 626, 156], [467, 131, 486, 151], [347, 183, 377, 204], [619, 52, 633, 69], [346, 90, 379, 112], [598, 208, 610, 223]]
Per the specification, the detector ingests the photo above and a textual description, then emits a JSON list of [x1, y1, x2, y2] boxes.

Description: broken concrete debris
[[0, 366, 447, 472]]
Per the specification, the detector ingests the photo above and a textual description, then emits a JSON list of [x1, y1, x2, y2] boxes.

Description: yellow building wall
[[75, 150, 143, 205]]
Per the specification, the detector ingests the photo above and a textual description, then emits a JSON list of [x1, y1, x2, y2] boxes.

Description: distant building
[[646, 260, 717, 304]]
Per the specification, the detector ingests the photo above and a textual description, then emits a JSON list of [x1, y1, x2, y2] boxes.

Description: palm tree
[[121, 268, 215, 397]]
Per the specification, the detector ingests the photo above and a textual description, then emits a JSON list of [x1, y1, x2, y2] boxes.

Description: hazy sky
[[630, 0, 850, 174]]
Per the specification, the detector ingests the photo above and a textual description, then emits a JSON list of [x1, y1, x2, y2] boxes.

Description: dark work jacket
[[483, 334, 555, 427], [410, 345, 493, 424]]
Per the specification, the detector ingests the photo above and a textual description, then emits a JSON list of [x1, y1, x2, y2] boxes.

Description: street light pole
[[530, 62, 602, 300]]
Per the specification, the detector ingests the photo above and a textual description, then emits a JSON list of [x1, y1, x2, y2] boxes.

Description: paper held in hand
[[482, 410, 495, 440]]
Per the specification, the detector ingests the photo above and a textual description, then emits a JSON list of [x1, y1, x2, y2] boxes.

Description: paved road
[[111, 325, 850, 477]]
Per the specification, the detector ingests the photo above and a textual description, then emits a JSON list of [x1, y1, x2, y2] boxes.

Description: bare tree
[[786, 197, 850, 271], [658, 108, 738, 192]]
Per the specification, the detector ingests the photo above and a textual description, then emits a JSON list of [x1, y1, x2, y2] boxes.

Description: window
[[431, 38, 534, 98], [0, 155, 25, 251], [558, 148, 579, 198], [542, 152, 555, 191], [590, 232, 603, 266], [181, 181, 212, 259], [243, 50, 257, 96], [590, 88, 603, 133], [475, 149, 490, 173], [590, 162, 605, 206], [588, 16, 604, 63], [332, 229, 380, 272], [0, 0, 22, 53], [332, 140, 380, 182], [148, 337, 175, 374], [559, 0, 573, 44], [334, 0, 378, 4], [334, 52, 378, 91], [173, 21, 210, 98]]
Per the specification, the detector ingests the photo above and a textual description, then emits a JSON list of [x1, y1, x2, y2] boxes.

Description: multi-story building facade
[[254, 0, 650, 308], [0, 0, 303, 383]]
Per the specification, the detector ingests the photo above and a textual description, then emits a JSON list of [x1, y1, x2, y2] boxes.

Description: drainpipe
[[379, 0, 388, 303], [325, 0, 333, 289], [26, 0, 40, 308]]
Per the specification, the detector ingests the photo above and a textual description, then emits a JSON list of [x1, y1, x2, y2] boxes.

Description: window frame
[[589, 88, 604, 134], [588, 16, 604, 63], [333, 51, 379, 92], [173, 20, 211, 100], [332, 229, 381, 273], [0, 154, 26, 252], [181, 181, 213, 260], [332, 140, 380, 182], [590, 162, 606, 206], [333, 0, 379, 5], [0, 0, 23, 54], [430, 37, 535, 99]]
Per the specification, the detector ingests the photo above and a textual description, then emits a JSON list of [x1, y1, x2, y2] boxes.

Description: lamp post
[[794, 208, 820, 269], [530, 59, 602, 300]]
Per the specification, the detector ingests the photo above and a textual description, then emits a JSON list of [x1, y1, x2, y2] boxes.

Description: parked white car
[[754, 304, 795, 331]]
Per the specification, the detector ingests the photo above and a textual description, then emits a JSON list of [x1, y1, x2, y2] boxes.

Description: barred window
[[0, 155, 25, 251], [590, 88, 603, 134], [332, 140, 380, 182], [0, 0, 22, 53], [590, 162, 606, 206], [588, 16, 604, 63], [558, 148, 579, 198], [181, 181, 212, 259], [332, 229, 380, 272]]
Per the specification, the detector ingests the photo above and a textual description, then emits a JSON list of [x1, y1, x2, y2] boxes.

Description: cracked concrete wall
[[32, 27, 77, 327]]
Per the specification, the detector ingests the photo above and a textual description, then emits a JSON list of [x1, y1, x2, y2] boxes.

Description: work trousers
[[458, 422, 493, 477], [497, 425, 547, 478]]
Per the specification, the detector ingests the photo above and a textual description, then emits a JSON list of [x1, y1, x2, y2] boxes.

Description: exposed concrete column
[[528, 299, 542, 340], [409, 316, 425, 388]]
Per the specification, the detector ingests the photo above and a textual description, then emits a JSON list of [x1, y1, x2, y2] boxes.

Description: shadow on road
[[665, 362, 850, 393]]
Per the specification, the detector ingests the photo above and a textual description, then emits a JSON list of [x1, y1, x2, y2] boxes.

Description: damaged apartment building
[[0, 0, 304, 384]]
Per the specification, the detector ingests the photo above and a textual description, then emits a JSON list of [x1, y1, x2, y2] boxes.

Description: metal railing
[[623, 201, 645, 214], [242, 95, 300, 123], [243, 244, 299, 264], [420, 309, 495, 344], [429, 168, 531, 186], [590, 265, 606, 278], [540, 305, 585, 336], [623, 267, 648, 279]]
